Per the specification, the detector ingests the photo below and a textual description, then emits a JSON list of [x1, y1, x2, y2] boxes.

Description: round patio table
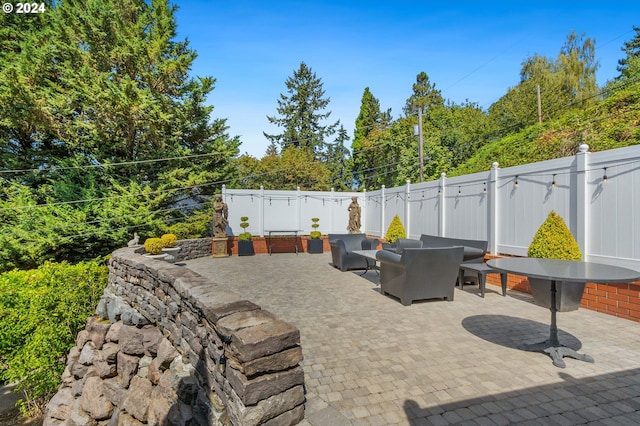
[[488, 258, 640, 368]]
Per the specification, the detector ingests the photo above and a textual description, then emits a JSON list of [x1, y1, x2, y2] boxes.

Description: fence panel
[[384, 186, 407, 238], [220, 144, 640, 270], [408, 182, 440, 239], [299, 191, 333, 235], [365, 190, 383, 237], [442, 173, 490, 241], [587, 146, 640, 268], [496, 157, 575, 256]]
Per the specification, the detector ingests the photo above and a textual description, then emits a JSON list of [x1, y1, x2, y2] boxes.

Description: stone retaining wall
[[43, 243, 305, 425]]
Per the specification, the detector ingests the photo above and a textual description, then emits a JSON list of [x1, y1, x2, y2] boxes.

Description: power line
[[0, 152, 227, 175]]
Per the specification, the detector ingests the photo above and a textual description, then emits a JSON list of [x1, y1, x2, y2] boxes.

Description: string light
[[551, 174, 556, 189], [458, 186, 462, 196], [514, 176, 519, 188], [483, 182, 487, 194], [603, 168, 608, 183]]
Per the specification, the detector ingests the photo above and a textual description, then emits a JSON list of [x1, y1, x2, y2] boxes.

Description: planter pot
[[308, 238, 323, 254], [529, 277, 586, 312], [238, 240, 255, 256], [143, 253, 168, 260], [161, 246, 181, 263]]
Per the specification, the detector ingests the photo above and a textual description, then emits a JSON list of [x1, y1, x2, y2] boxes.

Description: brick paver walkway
[[183, 253, 640, 425]]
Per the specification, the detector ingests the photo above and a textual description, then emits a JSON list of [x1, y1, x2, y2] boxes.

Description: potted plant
[[382, 214, 406, 251], [160, 233, 180, 262], [143, 237, 167, 260], [527, 210, 584, 312], [308, 217, 323, 254], [237, 216, 254, 256]]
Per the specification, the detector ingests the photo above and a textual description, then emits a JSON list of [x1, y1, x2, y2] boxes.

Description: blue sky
[[173, 1, 639, 158]]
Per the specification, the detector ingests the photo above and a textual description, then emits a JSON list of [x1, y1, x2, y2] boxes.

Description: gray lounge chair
[[376, 247, 464, 305]]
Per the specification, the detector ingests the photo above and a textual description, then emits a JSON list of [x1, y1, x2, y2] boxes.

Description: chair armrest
[[330, 239, 348, 253], [376, 249, 402, 265], [361, 238, 379, 250]]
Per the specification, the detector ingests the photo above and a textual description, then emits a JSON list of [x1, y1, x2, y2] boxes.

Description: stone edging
[[44, 243, 304, 426]]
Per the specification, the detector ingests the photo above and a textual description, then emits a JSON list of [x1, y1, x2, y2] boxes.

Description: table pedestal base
[[519, 340, 595, 368]]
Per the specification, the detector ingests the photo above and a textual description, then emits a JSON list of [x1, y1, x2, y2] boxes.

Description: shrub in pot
[[160, 233, 177, 248], [527, 210, 584, 311], [308, 217, 323, 254], [382, 214, 406, 250], [238, 216, 254, 256], [143, 237, 166, 258], [160, 233, 180, 261]]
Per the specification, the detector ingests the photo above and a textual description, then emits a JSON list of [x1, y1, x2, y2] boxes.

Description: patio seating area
[[183, 252, 640, 425]]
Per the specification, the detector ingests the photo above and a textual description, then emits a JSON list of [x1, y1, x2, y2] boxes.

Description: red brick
[[589, 289, 608, 297], [605, 305, 628, 315], [590, 302, 610, 311], [608, 293, 630, 302], [619, 301, 640, 312], [619, 288, 640, 297]]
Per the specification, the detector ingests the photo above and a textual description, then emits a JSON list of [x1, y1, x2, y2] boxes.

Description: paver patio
[[183, 253, 640, 426]]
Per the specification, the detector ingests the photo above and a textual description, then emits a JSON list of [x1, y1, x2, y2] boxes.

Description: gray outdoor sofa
[[376, 246, 464, 305], [386, 234, 487, 263], [328, 233, 379, 272]]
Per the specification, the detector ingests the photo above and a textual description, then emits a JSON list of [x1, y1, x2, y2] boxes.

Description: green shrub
[[144, 237, 164, 255], [0, 260, 108, 415], [160, 233, 177, 248], [385, 215, 406, 244], [239, 216, 252, 241], [310, 217, 321, 239], [528, 211, 582, 260]]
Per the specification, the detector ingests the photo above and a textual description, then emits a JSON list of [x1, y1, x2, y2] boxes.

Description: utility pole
[[537, 84, 542, 124], [418, 107, 424, 182]]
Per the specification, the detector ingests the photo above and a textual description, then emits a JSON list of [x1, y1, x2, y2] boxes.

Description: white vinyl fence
[[223, 144, 640, 271]]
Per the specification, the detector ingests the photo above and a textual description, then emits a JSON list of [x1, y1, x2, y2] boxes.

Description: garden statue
[[347, 196, 361, 233], [127, 232, 140, 247], [212, 194, 229, 238]]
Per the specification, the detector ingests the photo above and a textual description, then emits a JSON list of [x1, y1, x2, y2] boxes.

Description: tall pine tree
[[264, 62, 339, 158], [351, 87, 391, 189]]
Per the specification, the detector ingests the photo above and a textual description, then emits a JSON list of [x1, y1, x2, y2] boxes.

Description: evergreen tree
[[264, 62, 339, 158], [617, 26, 640, 79], [351, 87, 392, 189], [0, 0, 239, 267], [403, 71, 444, 116], [325, 125, 352, 190]]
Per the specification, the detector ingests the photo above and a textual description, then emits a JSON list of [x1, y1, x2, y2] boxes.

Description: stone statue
[[127, 232, 140, 247], [212, 194, 229, 238], [347, 196, 361, 233]]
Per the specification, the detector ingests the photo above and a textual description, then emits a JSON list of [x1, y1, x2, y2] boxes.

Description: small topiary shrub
[[160, 233, 177, 248], [528, 211, 581, 260], [144, 237, 164, 255], [385, 214, 407, 244], [239, 216, 252, 241], [310, 217, 321, 239]]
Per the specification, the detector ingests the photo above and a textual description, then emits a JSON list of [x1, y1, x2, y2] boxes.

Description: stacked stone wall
[[44, 245, 304, 425]]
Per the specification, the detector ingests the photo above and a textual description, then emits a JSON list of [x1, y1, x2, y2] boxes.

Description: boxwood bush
[[0, 260, 108, 415]]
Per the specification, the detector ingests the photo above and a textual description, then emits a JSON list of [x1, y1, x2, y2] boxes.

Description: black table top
[[487, 258, 640, 284]]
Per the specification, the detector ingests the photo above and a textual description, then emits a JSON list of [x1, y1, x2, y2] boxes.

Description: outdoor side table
[[264, 230, 302, 255], [352, 250, 380, 276], [458, 262, 507, 297], [487, 258, 640, 368]]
